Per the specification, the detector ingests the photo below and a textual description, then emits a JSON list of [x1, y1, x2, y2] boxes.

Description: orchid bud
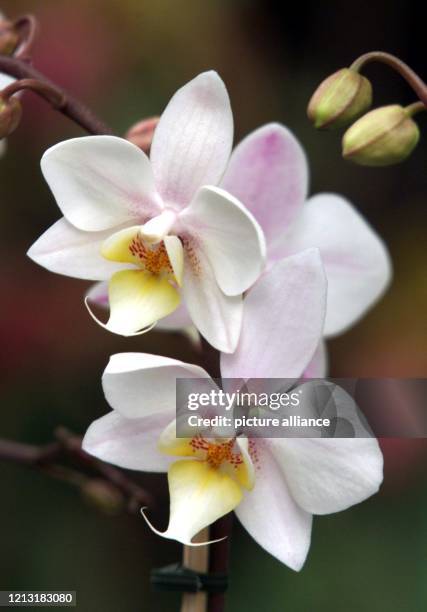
[[308, 68, 372, 129], [342, 104, 420, 166], [81, 479, 125, 515], [0, 95, 22, 138], [125, 116, 160, 154], [0, 19, 18, 55]]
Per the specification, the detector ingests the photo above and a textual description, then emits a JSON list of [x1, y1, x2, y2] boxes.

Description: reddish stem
[[0, 55, 113, 135]]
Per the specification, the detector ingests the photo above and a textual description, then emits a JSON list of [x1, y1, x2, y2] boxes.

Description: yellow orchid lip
[[88, 226, 185, 336], [158, 421, 255, 491]]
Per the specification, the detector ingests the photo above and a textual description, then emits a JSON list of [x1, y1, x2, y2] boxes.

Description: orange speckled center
[[189, 435, 243, 469], [129, 234, 172, 275]]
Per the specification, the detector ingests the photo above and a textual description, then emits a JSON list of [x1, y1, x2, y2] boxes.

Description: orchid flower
[[88, 123, 391, 370], [27, 71, 266, 352], [82, 249, 383, 571]]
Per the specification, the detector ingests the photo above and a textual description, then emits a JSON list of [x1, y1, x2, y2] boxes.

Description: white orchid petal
[[182, 240, 243, 353], [180, 186, 266, 296], [102, 352, 210, 419], [82, 411, 174, 472], [235, 440, 312, 571], [27, 218, 131, 281], [269, 437, 383, 515], [275, 193, 392, 336], [221, 249, 327, 378], [150, 71, 233, 208], [140, 209, 177, 244], [221, 123, 308, 244], [41, 136, 161, 231], [153, 302, 193, 330], [164, 235, 184, 287], [303, 341, 328, 378]]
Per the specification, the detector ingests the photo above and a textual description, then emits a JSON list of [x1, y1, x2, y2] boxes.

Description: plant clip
[[150, 563, 228, 594]]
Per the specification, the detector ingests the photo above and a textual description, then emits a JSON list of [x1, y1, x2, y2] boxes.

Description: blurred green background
[[1, 0, 427, 610]]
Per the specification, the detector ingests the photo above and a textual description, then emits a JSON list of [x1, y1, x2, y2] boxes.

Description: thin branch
[[0, 428, 153, 512], [350, 51, 427, 107], [0, 55, 114, 135], [1, 78, 66, 109]]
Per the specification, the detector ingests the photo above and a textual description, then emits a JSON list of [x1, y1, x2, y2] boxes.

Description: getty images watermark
[[176, 378, 427, 438]]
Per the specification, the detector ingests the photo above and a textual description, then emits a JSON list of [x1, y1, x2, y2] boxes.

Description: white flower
[[27, 72, 266, 352], [88, 122, 391, 368], [82, 249, 383, 571]]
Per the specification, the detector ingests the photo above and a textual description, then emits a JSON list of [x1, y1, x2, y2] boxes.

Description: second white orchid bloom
[[27, 71, 265, 352], [82, 249, 383, 571]]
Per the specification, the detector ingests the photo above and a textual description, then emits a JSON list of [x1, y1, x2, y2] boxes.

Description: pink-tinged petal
[[221, 249, 326, 379], [82, 411, 174, 472], [41, 136, 162, 231], [272, 193, 392, 336], [86, 281, 109, 308], [303, 341, 328, 378], [155, 302, 193, 330], [269, 437, 383, 515], [150, 71, 233, 208], [27, 218, 131, 281], [180, 186, 266, 296], [182, 240, 243, 353], [221, 123, 308, 245], [235, 439, 312, 571], [102, 353, 211, 419]]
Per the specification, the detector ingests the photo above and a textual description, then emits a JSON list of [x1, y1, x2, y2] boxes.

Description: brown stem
[[0, 428, 153, 512], [0, 55, 113, 135], [181, 528, 210, 612], [13, 14, 38, 60], [208, 514, 233, 612], [1, 78, 66, 109], [350, 51, 427, 107]]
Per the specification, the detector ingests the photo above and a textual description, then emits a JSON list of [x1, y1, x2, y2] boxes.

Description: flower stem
[[350, 51, 427, 107], [0, 427, 153, 512], [207, 514, 233, 612], [1, 78, 66, 109], [181, 528, 210, 612], [0, 55, 114, 135]]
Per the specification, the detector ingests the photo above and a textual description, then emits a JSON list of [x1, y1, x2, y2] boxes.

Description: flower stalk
[[0, 427, 153, 512], [0, 55, 114, 135], [1, 77, 66, 109], [350, 51, 427, 107]]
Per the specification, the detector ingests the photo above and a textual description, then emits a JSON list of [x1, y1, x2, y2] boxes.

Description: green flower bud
[[308, 68, 372, 129], [0, 19, 19, 55], [342, 104, 420, 166], [0, 95, 22, 138], [81, 479, 125, 515]]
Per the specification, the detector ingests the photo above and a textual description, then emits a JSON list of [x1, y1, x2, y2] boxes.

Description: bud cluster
[[308, 59, 425, 167]]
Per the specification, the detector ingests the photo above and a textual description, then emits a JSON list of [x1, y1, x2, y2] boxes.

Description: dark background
[[1, 1, 426, 610]]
